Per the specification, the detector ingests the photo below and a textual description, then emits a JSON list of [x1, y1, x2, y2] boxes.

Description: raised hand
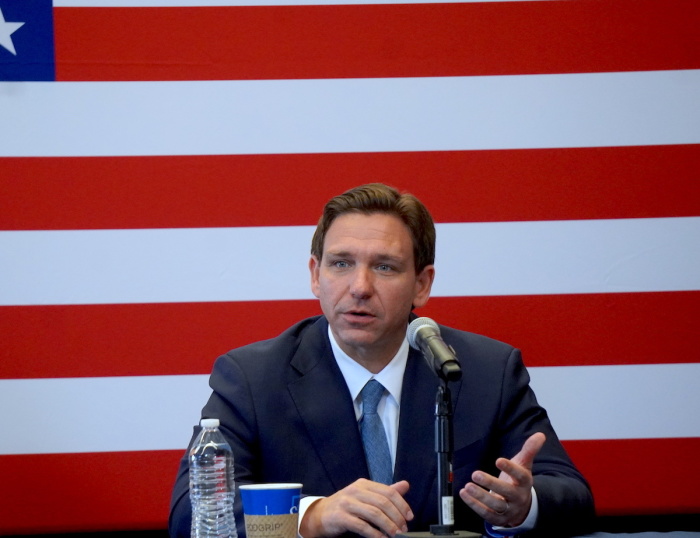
[[459, 432, 546, 528]]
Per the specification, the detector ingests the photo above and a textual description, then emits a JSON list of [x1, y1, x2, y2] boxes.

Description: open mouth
[[344, 310, 375, 321]]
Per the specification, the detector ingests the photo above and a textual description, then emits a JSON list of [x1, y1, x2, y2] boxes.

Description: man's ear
[[309, 255, 321, 299], [412, 264, 435, 309]]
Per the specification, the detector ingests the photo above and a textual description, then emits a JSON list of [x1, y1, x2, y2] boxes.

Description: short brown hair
[[310, 183, 436, 272]]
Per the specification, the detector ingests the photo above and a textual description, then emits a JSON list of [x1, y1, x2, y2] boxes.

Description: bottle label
[[243, 513, 298, 538]]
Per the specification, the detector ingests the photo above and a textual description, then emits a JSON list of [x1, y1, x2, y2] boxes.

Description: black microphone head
[[407, 317, 440, 349]]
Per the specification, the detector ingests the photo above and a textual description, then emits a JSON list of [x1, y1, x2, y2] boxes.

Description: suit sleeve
[[495, 348, 595, 536]]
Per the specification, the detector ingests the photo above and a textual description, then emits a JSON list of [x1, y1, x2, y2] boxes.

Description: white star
[[0, 7, 25, 56]]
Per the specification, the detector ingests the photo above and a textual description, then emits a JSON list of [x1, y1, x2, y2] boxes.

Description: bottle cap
[[200, 418, 220, 428]]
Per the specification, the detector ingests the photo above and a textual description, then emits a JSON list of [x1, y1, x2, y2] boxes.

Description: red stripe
[[0, 439, 698, 534], [2, 291, 697, 379], [0, 450, 181, 534], [53, 0, 700, 81], [563, 437, 700, 515], [426, 292, 700, 369], [2, 145, 699, 231], [0, 300, 323, 379]]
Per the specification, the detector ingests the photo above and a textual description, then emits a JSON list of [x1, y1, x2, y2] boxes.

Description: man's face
[[309, 212, 434, 371]]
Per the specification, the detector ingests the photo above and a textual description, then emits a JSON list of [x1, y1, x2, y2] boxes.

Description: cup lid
[[239, 483, 302, 490]]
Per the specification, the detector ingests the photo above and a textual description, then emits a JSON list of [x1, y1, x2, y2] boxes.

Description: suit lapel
[[287, 318, 369, 492], [394, 349, 438, 520]]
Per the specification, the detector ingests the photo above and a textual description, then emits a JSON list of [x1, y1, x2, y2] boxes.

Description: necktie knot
[[361, 379, 385, 415]]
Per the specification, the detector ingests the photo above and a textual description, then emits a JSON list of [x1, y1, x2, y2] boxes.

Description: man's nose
[[350, 266, 373, 299]]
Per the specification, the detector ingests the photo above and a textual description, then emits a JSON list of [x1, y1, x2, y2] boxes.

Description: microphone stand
[[398, 377, 481, 538], [431, 381, 456, 535]]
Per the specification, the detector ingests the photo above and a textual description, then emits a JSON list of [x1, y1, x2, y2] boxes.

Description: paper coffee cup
[[239, 483, 302, 538]]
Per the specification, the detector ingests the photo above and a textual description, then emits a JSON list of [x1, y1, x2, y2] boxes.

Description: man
[[169, 183, 595, 537]]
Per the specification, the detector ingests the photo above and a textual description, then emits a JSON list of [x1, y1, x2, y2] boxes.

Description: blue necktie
[[360, 379, 393, 485]]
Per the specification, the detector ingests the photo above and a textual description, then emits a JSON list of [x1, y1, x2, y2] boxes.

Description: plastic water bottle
[[190, 418, 238, 538]]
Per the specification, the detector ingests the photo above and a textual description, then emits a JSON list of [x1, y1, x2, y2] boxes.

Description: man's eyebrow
[[324, 250, 406, 264], [374, 254, 404, 264], [324, 249, 352, 258]]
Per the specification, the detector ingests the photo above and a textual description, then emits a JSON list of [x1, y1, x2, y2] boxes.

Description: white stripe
[[529, 363, 700, 441], [1, 225, 315, 305], [0, 363, 697, 455], [0, 375, 211, 455], [432, 217, 700, 297], [2, 217, 698, 306], [2, 71, 698, 157]]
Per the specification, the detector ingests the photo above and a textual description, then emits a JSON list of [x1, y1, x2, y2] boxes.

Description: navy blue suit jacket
[[169, 316, 594, 537]]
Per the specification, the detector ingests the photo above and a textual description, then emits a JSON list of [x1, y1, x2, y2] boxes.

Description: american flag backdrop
[[1, 0, 699, 534]]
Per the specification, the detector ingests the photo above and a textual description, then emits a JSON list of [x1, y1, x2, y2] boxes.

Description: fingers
[[459, 433, 545, 528], [344, 480, 413, 537], [495, 456, 532, 488], [301, 479, 413, 538], [390, 479, 411, 498], [496, 432, 546, 488], [460, 475, 531, 528], [510, 432, 546, 470], [459, 481, 514, 527]]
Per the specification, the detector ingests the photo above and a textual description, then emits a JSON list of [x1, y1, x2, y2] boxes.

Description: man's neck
[[337, 343, 403, 374], [327, 327, 405, 374]]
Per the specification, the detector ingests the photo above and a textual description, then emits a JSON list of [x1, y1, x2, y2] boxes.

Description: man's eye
[[377, 264, 393, 272], [333, 260, 350, 269]]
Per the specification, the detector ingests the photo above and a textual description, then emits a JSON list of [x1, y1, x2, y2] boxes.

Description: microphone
[[407, 317, 462, 382]]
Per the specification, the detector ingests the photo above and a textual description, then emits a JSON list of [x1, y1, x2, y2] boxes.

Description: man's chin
[[332, 326, 378, 350]]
